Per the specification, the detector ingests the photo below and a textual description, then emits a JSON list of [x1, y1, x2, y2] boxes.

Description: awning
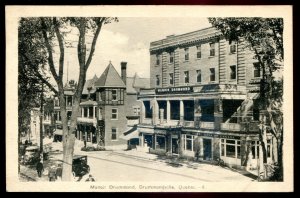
[[119, 127, 139, 140], [53, 129, 63, 136]]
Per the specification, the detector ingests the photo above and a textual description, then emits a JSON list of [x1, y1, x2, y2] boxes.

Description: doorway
[[203, 138, 212, 160], [172, 138, 179, 154]]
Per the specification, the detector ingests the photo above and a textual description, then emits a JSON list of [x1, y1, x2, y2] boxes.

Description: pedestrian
[[195, 148, 200, 161], [56, 164, 63, 181], [36, 160, 44, 177], [48, 165, 57, 182], [85, 174, 95, 182], [84, 140, 87, 148]]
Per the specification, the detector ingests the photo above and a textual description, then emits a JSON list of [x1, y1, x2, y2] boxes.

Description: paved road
[[80, 151, 255, 182], [20, 141, 255, 183]]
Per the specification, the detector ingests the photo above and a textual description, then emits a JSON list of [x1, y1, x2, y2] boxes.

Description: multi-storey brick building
[[138, 27, 273, 170], [51, 62, 149, 149]]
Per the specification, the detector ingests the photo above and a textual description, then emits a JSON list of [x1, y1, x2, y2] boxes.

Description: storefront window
[[184, 135, 194, 151], [251, 141, 260, 159], [221, 139, 241, 159], [156, 135, 165, 150]]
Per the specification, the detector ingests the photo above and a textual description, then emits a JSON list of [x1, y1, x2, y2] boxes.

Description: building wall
[[104, 105, 127, 147], [150, 36, 257, 88], [126, 93, 142, 117]]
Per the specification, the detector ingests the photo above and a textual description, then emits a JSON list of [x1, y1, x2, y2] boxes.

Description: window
[[112, 90, 117, 101], [156, 54, 160, 65], [54, 99, 59, 107], [196, 45, 201, 58], [88, 106, 93, 118], [169, 51, 174, 63], [184, 48, 189, 61], [156, 135, 166, 150], [133, 107, 140, 116], [184, 71, 189, 83], [184, 135, 194, 151], [111, 108, 118, 120], [197, 70, 202, 83], [53, 112, 57, 121], [251, 141, 260, 159], [210, 43, 215, 56], [67, 111, 72, 120], [253, 62, 261, 78], [210, 68, 215, 82], [230, 41, 237, 53], [111, 128, 117, 140], [169, 73, 173, 85], [66, 96, 72, 106], [98, 108, 102, 120], [156, 75, 160, 86], [230, 65, 237, 80], [220, 139, 241, 159], [83, 107, 88, 118], [144, 101, 152, 118]]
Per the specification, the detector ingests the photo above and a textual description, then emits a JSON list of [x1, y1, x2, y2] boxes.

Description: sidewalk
[[111, 148, 258, 180]]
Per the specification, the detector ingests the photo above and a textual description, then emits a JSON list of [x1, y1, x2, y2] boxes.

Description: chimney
[[121, 62, 127, 85]]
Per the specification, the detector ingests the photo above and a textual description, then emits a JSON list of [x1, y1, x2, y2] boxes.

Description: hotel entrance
[[203, 138, 212, 160]]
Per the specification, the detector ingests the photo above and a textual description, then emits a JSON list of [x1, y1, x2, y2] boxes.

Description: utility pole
[[39, 83, 44, 162]]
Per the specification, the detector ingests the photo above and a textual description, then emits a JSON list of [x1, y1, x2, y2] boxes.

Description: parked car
[[23, 144, 51, 165], [72, 155, 90, 177], [23, 146, 40, 165]]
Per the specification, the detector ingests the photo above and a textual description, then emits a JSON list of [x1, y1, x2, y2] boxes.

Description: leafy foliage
[[208, 17, 284, 181]]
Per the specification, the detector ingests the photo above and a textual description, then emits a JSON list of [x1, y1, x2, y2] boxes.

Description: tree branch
[[20, 52, 58, 95], [40, 18, 61, 88], [34, 70, 59, 95], [53, 17, 65, 81], [85, 18, 104, 70]]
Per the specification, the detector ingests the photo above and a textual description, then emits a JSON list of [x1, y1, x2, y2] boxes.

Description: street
[[19, 140, 255, 182]]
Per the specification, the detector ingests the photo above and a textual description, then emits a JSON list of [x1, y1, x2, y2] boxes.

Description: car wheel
[[72, 171, 76, 178], [87, 166, 90, 173]]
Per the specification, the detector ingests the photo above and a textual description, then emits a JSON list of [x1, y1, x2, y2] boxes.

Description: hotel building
[[137, 27, 274, 169]]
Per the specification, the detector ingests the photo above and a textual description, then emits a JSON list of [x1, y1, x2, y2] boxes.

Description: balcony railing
[[221, 121, 260, 132], [221, 123, 245, 131], [200, 122, 215, 129], [142, 118, 152, 125], [183, 121, 195, 127]]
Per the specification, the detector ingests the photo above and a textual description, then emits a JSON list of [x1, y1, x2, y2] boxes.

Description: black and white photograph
[[6, 5, 293, 192]]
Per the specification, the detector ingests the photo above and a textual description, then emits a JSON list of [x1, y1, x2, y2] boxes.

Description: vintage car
[[23, 144, 52, 165], [23, 146, 40, 165], [72, 155, 90, 177]]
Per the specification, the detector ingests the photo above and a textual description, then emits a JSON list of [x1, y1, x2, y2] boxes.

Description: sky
[[58, 17, 212, 83]]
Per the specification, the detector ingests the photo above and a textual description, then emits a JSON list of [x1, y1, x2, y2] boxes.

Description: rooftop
[[150, 27, 222, 52], [94, 63, 126, 88]]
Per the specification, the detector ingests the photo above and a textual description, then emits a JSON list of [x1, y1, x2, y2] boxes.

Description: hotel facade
[[137, 27, 274, 170]]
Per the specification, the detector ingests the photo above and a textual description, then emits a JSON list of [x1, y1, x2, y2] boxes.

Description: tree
[[19, 17, 118, 181], [18, 18, 49, 173], [208, 18, 283, 180]]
